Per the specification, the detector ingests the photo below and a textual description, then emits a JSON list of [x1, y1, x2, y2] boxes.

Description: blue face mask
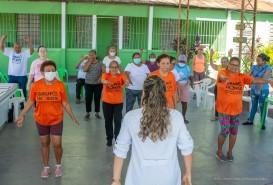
[[133, 58, 141, 65]]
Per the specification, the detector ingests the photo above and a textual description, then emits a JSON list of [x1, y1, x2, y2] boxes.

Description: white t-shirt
[[171, 69, 180, 82], [125, 63, 150, 90], [102, 56, 121, 72], [77, 60, 88, 79], [4, 48, 31, 76]]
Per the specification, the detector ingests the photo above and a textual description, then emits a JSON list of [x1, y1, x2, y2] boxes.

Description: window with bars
[[67, 15, 92, 48], [153, 19, 178, 50], [17, 14, 40, 47], [152, 19, 227, 52], [122, 17, 148, 49]]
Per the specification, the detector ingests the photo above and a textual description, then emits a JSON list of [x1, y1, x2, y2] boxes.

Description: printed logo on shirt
[[12, 54, 22, 64], [106, 81, 122, 92], [166, 81, 174, 91], [225, 82, 243, 94], [36, 91, 61, 102]]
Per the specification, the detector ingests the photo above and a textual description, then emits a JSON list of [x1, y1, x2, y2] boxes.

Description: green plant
[[259, 43, 273, 66]]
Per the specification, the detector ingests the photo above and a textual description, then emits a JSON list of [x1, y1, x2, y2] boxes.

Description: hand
[[140, 48, 143, 53], [220, 74, 229, 81], [23, 36, 30, 43], [16, 116, 24, 127], [228, 48, 233, 57], [1, 33, 7, 40], [72, 118, 79, 126], [162, 48, 166, 54], [210, 49, 214, 58], [124, 80, 130, 87], [111, 182, 121, 185], [182, 173, 192, 185], [26, 84, 30, 91]]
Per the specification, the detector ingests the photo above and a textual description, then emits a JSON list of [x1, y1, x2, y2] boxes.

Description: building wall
[[0, 1, 272, 75]]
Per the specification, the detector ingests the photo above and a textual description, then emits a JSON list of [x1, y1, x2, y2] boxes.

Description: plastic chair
[[0, 72, 8, 83], [242, 87, 251, 112], [57, 68, 70, 100], [193, 78, 214, 109], [9, 89, 25, 121]]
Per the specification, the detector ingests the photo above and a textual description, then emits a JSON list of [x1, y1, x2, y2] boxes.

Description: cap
[[178, 55, 187, 62]]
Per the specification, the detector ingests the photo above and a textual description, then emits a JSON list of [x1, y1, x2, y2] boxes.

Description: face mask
[[133, 58, 141, 65], [150, 58, 156, 63], [109, 52, 116, 57], [44, 72, 56, 81], [178, 63, 185, 67]]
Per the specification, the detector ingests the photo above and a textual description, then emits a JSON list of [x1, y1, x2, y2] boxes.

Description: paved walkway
[[0, 82, 273, 185]]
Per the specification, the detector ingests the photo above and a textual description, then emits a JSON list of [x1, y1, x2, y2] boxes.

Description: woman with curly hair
[[111, 75, 194, 185]]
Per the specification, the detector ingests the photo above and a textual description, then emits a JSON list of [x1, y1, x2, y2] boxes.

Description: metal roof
[[21, 0, 273, 13]]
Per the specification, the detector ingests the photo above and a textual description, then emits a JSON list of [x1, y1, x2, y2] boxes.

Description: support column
[[92, 15, 97, 49], [61, 2, 66, 68], [225, 11, 233, 55], [148, 6, 154, 51], [118, 16, 123, 50]]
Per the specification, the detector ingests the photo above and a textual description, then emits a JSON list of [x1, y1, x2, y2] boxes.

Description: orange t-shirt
[[102, 73, 127, 104], [149, 70, 177, 109], [193, 55, 205, 73], [216, 70, 252, 115], [29, 79, 68, 126]]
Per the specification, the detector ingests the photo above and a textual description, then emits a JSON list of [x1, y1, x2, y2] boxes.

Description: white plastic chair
[[9, 89, 25, 121], [192, 78, 215, 109], [242, 86, 251, 112]]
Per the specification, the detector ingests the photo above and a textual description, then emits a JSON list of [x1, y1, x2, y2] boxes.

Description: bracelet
[[112, 179, 121, 183]]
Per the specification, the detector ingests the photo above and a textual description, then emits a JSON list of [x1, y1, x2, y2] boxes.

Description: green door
[[97, 17, 114, 61]]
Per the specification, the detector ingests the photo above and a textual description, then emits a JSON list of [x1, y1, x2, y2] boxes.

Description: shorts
[[36, 121, 63, 136]]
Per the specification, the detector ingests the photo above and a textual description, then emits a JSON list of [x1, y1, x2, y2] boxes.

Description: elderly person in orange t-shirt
[[149, 54, 177, 109], [16, 60, 79, 179], [215, 57, 273, 162], [101, 60, 129, 147]]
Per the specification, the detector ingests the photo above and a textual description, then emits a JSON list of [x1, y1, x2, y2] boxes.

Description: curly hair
[[138, 75, 171, 142]]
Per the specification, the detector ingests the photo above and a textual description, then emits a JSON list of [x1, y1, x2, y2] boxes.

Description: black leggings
[[214, 85, 218, 117], [102, 102, 123, 141], [85, 83, 103, 113]]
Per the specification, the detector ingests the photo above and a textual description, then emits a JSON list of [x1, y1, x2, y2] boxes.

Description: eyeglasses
[[110, 66, 119, 69], [229, 63, 240, 68]]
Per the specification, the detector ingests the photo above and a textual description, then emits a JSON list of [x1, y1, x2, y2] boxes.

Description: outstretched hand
[[72, 118, 79, 126], [23, 36, 30, 43], [1, 33, 7, 40]]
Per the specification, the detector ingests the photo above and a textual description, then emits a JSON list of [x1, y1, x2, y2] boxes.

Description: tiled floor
[[0, 82, 273, 185]]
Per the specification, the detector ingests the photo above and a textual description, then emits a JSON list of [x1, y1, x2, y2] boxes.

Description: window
[[17, 14, 40, 47]]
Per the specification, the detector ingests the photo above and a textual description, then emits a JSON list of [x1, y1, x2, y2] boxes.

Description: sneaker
[[84, 113, 90, 121], [54, 165, 62, 177], [242, 120, 253, 125], [75, 99, 80, 104], [227, 154, 234, 162], [184, 120, 189, 124], [262, 124, 266, 130], [216, 152, 227, 162], [41, 166, 50, 178], [106, 140, 112, 147], [95, 114, 102, 119]]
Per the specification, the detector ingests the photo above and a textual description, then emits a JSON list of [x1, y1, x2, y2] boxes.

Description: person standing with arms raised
[[0, 33, 34, 108]]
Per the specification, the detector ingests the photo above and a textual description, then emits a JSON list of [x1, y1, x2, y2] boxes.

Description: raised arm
[[209, 49, 218, 71], [24, 36, 34, 55], [0, 33, 7, 51], [251, 77, 273, 86]]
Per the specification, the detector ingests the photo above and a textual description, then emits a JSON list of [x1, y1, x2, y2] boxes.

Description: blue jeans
[[248, 89, 269, 122], [125, 89, 142, 113]]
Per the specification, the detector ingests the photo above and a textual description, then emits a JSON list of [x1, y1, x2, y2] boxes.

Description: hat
[[178, 55, 187, 62], [197, 45, 205, 50]]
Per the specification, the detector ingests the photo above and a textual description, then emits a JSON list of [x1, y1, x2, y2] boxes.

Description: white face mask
[[150, 58, 156, 63], [44, 72, 56, 81], [109, 52, 116, 57], [178, 63, 185, 67]]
